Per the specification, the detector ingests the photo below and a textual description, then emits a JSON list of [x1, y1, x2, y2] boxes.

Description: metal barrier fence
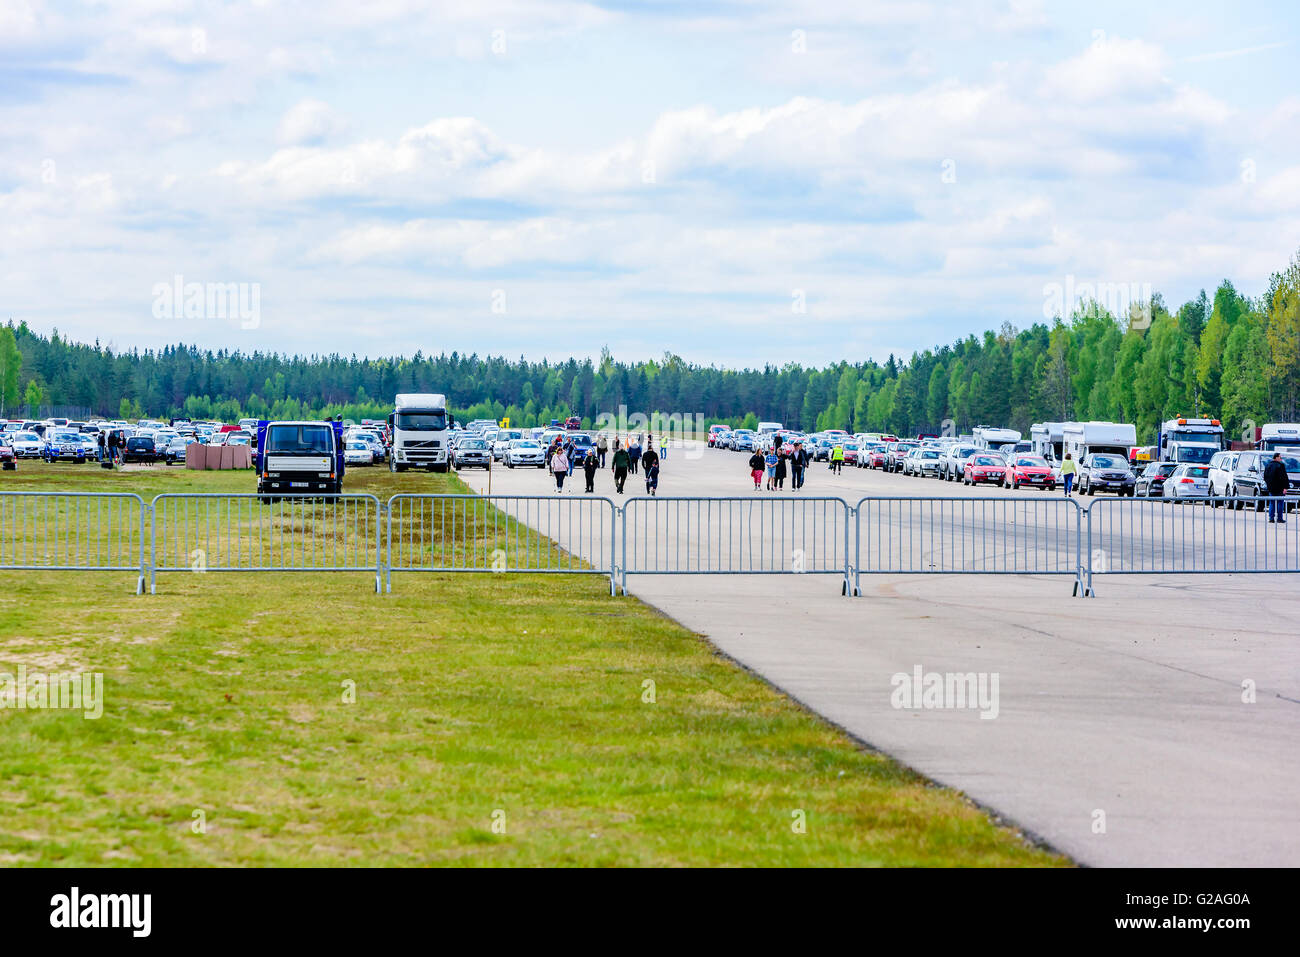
[[3, 491, 1297, 596], [385, 494, 617, 594], [150, 494, 383, 593], [619, 495, 852, 593], [1084, 495, 1300, 595], [0, 492, 147, 592], [853, 496, 1085, 596]]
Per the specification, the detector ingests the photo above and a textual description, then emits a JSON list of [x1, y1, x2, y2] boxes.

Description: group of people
[[546, 433, 663, 495], [747, 441, 813, 491]]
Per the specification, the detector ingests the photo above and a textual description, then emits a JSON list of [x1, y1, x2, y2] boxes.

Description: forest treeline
[[3, 249, 1299, 445]]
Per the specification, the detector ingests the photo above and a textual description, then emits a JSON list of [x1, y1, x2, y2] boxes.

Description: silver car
[[1165, 464, 1211, 501]]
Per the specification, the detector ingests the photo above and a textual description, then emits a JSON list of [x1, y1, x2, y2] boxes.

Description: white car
[[343, 440, 374, 465], [491, 429, 524, 460], [10, 431, 44, 458], [504, 439, 546, 468], [1207, 450, 1240, 499]]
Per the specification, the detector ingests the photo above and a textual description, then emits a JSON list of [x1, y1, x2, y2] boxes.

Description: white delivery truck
[[388, 393, 453, 472], [1258, 423, 1300, 453], [972, 426, 1022, 453], [1156, 417, 1225, 466], [1062, 421, 1137, 462], [1030, 422, 1074, 465]]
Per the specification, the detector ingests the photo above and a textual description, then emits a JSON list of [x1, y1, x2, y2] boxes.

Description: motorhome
[[388, 393, 452, 472], [1156, 417, 1225, 465], [1062, 421, 1137, 463], [1030, 422, 1073, 464], [972, 426, 1022, 453]]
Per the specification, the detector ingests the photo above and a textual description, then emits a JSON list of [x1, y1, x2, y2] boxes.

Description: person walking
[[583, 446, 600, 493], [1060, 452, 1077, 497], [748, 450, 765, 490], [774, 446, 787, 490], [641, 443, 660, 495], [791, 442, 808, 489], [660, 435, 668, 460], [830, 443, 845, 474], [1264, 452, 1288, 523], [596, 432, 608, 467], [764, 447, 779, 491], [550, 443, 570, 493], [629, 439, 641, 475], [611, 440, 630, 494]]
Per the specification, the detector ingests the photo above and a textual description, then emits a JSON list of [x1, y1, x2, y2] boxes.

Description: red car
[[867, 445, 889, 469], [1004, 454, 1056, 490], [963, 454, 1007, 486], [565, 415, 582, 430]]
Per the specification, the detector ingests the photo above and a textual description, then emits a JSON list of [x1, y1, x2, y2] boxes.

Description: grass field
[[0, 461, 1067, 865]]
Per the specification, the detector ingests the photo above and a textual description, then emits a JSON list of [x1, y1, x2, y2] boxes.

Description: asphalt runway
[[459, 440, 1300, 866]]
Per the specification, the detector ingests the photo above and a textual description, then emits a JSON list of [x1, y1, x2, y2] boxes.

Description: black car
[[1229, 450, 1300, 511], [1078, 452, 1135, 496], [1135, 462, 1177, 497], [122, 436, 157, 464]]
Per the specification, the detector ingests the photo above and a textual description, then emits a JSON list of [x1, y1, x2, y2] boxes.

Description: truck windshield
[[1177, 446, 1216, 464], [396, 411, 447, 430], [267, 425, 333, 454]]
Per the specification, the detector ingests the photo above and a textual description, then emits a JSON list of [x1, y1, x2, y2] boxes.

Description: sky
[[2, 0, 1299, 369]]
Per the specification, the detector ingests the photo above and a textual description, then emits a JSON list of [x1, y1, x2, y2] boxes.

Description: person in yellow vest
[[1060, 452, 1077, 497], [830, 443, 845, 474]]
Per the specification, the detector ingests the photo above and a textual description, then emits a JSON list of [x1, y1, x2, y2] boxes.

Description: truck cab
[[256, 420, 344, 499], [389, 394, 452, 472], [1158, 417, 1225, 465]]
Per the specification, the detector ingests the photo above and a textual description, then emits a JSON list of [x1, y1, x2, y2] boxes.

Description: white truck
[[972, 426, 1022, 453], [1062, 421, 1137, 462], [388, 393, 452, 472], [1258, 423, 1300, 453], [1156, 417, 1224, 466]]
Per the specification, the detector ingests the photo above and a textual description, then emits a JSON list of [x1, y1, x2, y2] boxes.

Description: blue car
[[42, 431, 88, 463]]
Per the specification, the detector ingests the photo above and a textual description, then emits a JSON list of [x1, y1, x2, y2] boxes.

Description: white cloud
[[276, 98, 349, 146]]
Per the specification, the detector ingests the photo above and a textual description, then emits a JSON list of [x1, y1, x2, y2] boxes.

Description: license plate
[[1030, 476, 1042, 481], [291, 482, 307, 488]]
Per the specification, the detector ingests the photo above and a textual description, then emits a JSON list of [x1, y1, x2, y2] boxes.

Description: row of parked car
[[448, 423, 592, 469], [0, 416, 260, 467]]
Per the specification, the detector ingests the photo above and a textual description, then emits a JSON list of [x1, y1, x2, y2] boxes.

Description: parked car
[[963, 454, 1007, 486], [343, 440, 374, 466], [42, 430, 88, 463], [1165, 463, 1210, 501], [1078, 452, 1135, 496], [0, 442, 15, 471], [911, 447, 943, 477], [1135, 462, 1178, 498], [1206, 450, 1241, 499], [162, 435, 193, 464], [1228, 450, 1300, 510], [122, 435, 157, 464], [940, 445, 981, 481], [841, 441, 860, 466], [11, 431, 44, 458], [348, 431, 386, 463], [452, 437, 491, 469], [1003, 454, 1056, 490], [504, 439, 546, 468], [886, 442, 918, 472]]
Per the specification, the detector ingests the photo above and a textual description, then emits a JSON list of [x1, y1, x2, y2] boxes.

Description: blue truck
[[255, 420, 345, 500]]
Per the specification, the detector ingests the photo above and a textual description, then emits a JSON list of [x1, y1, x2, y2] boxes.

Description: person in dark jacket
[[611, 441, 630, 494], [583, 447, 600, 493], [1264, 452, 1289, 523], [748, 451, 765, 491], [641, 444, 660, 495], [791, 442, 809, 489], [628, 440, 641, 475], [774, 446, 787, 490]]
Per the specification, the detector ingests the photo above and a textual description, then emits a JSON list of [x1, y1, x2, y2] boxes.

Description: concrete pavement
[[460, 441, 1300, 866]]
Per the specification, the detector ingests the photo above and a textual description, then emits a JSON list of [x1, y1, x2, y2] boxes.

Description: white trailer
[[388, 393, 452, 472], [1062, 421, 1137, 462], [972, 426, 1022, 452], [1030, 422, 1074, 464]]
